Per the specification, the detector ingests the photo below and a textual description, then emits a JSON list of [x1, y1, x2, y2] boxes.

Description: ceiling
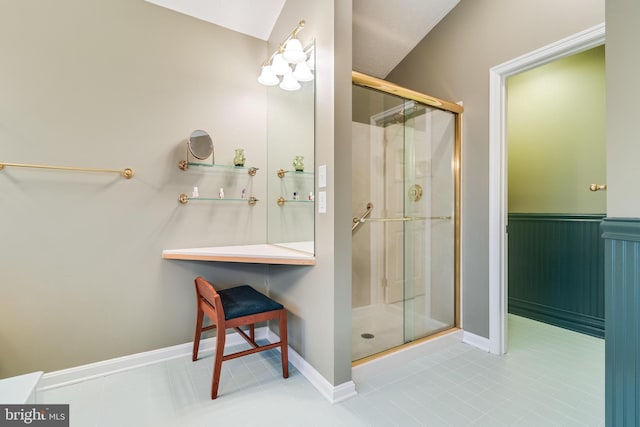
[[145, 0, 287, 40], [145, 0, 459, 78], [353, 0, 459, 77]]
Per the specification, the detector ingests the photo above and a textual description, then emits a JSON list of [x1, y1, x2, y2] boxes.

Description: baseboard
[[38, 328, 356, 404], [509, 298, 604, 338], [265, 329, 357, 403], [38, 328, 269, 391], [462, 331, 491, 352]]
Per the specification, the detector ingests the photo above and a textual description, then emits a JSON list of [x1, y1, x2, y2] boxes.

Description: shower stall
[[351, 72, 462, 361]]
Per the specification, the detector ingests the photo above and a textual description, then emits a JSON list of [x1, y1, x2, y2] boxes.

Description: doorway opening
[[506, 45, 606, 339], [489, 23, 606, 354]]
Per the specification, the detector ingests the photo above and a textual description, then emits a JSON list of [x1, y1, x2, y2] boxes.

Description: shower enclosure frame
[[352, 71, 462, 362]]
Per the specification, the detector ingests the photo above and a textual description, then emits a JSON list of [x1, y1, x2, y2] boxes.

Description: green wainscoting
[[508, 213, 605, 338], [602, 218, 640, 427]]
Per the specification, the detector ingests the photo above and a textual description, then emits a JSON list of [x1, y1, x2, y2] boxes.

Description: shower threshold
[[352, 327, 462, 368]]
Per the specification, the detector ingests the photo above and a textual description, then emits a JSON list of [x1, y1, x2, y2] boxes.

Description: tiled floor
[[38, 315, 604, 426]]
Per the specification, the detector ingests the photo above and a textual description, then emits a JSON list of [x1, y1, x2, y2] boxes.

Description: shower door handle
[[352, 202, 374, 232]]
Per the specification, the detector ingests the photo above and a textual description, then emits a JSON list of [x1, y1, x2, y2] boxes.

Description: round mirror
[[188, 130, 213, 160]]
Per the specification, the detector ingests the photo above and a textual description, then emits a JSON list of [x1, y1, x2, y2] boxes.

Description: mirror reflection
[[267, 42, 315, 254]]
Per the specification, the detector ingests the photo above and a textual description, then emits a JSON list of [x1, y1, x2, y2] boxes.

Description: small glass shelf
[[277, 168, 313, 178], [178, 194, 258, 205], [276, 197, 315, 206], [178, 161, 258, 176]]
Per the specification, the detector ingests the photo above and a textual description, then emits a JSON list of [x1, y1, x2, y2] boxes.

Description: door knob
[[589, 184, 607, 192]]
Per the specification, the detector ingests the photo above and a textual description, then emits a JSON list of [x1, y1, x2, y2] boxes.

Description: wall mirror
[[188, 130, 214, 161], [266, 42, 315, 255], [179, 130, 214, 170]]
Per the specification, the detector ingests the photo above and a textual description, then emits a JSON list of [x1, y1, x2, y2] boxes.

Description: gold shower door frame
[[352, 71, 462, 364]]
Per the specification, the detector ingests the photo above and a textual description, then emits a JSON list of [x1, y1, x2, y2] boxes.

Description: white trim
[[265, 329, 357, 403], [0, 371, 43, 404], [39, 328, 269, 391], [462, 331, 491, 353], [38, 328, 356, 404], [488, 23, 605, 355]]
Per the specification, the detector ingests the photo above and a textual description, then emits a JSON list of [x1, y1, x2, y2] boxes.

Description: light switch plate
[[318, 165, 327, 188], [318, 191, 327, 213]]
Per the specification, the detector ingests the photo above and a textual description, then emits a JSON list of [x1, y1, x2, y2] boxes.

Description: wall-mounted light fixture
[[258, 20, 314, 91]]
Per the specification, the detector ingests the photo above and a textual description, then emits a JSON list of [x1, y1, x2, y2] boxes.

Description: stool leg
[[192, 307, 204, 362], [279, 309, 289, 378], [211, 329, 225, 399]]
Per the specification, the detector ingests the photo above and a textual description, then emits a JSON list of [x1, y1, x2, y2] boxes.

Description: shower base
[[352, 299, 449, 361]]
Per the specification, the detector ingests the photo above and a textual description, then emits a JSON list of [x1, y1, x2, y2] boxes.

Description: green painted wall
[[507, 45, 606, 214]]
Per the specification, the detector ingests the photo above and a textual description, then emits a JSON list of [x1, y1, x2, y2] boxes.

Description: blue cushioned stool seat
[[218, 285, 283, 320]]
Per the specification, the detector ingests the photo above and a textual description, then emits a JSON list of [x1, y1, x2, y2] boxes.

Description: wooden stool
[[192, 276, 289, 399]]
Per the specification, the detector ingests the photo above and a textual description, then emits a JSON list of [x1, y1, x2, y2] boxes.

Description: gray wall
[[0, 0, 353, 388], [0, 0, 265, 378], [606, 0, 640, 217], [387, 0, 605, 338], [267, 0, 353, 385]]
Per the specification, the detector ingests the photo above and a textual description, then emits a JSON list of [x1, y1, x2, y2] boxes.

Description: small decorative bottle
[[218, 187, 225, 199], [234, 148, 246, 167], [293, 155, 304, 172], [192, 186, 199, 198]]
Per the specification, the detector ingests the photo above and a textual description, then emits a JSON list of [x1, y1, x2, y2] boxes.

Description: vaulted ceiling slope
[[144, 0, 286, 40], [353, 0, 459, 78], [144, 0, 459, 79]]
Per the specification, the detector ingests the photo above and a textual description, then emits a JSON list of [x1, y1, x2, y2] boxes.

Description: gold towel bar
[[179, 194, 258, 205], [0, 162, 134, 179]]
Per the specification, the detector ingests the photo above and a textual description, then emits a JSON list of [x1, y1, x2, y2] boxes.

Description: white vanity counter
[[270, 241, 314, 253], [162, 243, 315, 265]]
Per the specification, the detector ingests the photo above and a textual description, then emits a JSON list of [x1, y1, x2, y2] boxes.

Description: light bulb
[[282, 38, 306, 64], [258, 65, 279, 86], [270, 53, 291, 75], [293, 61, 314, 82], [279, 72, 301, 91]]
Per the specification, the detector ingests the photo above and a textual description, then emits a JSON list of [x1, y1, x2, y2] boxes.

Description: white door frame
[[487, 23, 605, 354]]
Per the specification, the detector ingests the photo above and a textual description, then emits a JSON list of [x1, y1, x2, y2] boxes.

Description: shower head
[[376, 102, 427, 127]]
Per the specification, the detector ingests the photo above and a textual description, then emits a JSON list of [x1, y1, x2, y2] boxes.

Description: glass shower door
[[352, 76, 460, 361], [403, 105, 456, 342]]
